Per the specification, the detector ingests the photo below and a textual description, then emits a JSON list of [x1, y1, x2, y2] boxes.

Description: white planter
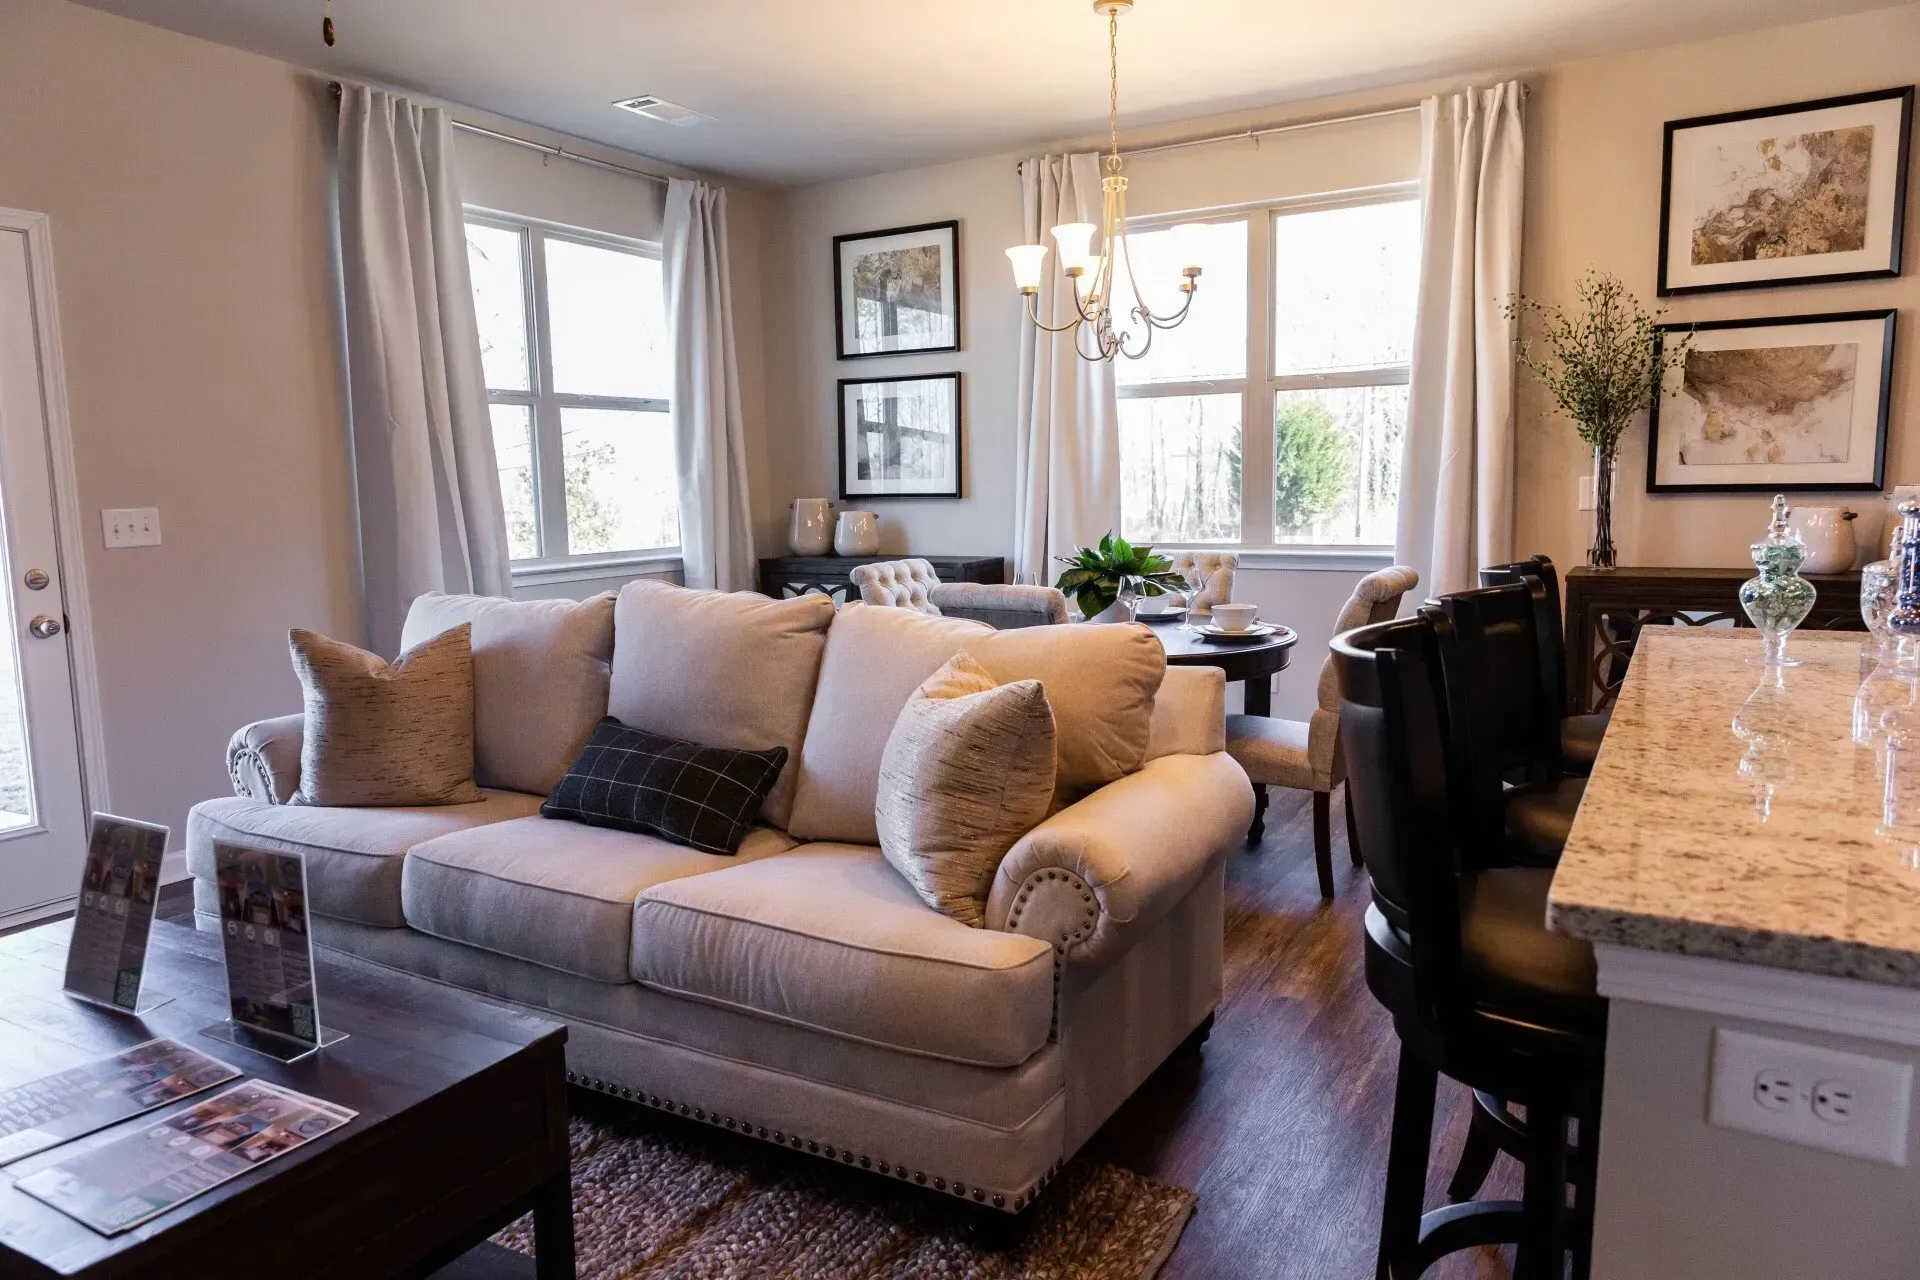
[[788, 498, 833, 555], [833, 510, 879, 557], [1788, 505, 1858, 574]]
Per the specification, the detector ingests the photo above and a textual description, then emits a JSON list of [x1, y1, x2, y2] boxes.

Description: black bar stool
[[1480, 556, 1609, 777], [1335, 614, 1606, 1280], [1428, 585, 1586, 868]]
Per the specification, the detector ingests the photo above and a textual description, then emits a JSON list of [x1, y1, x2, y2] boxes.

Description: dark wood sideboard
[[1564, 565, 1866, 714], [757, 555, 1006, 605]]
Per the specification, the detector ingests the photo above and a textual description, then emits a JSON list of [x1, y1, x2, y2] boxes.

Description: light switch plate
[[1708, 1027, 1913, 1166], [101, 508, 160, 549]]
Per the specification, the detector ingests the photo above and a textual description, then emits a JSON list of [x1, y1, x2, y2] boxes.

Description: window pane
[[560, 407, 679, 554], [546, 238, 669, 399], [1272, 200, 1421, 376], [466, 224, 530, 392], [1272, 384, 1406, 545], [1118, 394, 1242, 544], [489, 404, 538, 561], [1115, 220, 1247, 386]]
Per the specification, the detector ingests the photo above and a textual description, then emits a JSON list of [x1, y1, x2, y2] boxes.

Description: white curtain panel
[[1012, 153, 1122, 586], [336, 85, 511, 655], [663, 178, 756, 592], [1396, 81, 1527, 597]]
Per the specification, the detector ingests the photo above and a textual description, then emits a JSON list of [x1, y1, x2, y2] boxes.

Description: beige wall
[[1, 0, 357, 844], [1521, 3, 1920, 572], [0, 0, 776, 844]]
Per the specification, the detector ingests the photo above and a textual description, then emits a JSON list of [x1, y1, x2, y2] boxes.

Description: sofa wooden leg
[[1313, 790, 1334, 899], [1247, 783, 1268, 846]]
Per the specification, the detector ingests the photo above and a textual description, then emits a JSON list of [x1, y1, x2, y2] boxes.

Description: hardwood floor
[[153, 788, 1519, 1278], [1085, 783, 1519, 1279]]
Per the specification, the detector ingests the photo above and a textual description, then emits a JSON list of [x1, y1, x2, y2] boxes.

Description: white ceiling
[[77, 0, 1900, 184]]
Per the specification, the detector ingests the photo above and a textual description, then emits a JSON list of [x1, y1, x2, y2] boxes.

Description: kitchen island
[[1549, 627, 1920, 1280]]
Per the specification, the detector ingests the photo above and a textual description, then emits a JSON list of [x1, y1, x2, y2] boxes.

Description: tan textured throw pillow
[[876, 653, 1056, 927], [289, 625, 484, 807]]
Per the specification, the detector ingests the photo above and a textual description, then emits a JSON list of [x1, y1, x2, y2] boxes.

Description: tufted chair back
[[1168, 552, 1237, 617], [1311, 564, 1420, 784], [848, 558, 942, 614]]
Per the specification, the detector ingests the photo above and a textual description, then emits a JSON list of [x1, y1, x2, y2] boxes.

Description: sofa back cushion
[[787, 606, 1166, 844], [608, 580, 835, 828], [786, 605, 991, 843], [401, 591, 616, 796]]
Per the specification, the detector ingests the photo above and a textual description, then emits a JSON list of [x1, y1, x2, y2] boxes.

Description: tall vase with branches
[[1505, 271, 1691, 570]]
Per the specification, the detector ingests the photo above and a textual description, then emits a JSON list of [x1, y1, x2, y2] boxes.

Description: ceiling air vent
[[612, 95, 711, 127]]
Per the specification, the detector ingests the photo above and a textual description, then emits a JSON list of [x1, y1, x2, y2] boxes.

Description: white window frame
[[1118, 181, 1418, 570], [465, 207, 679, 582]]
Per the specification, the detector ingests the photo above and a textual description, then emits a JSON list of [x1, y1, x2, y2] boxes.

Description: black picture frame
[[836, 372, 963, 500], [832, 220, 961, 360], [1646, 309, 1896, 494], [1657, 86, 1913, 297]]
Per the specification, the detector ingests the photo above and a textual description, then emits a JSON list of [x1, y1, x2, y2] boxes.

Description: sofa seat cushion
[[186, 791, 543, 929], [402, 817, 796, 983], [630, 843, 1056, 1068]]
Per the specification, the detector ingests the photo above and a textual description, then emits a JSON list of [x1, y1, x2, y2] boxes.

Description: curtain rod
[[1017, 101, 1423, 171], [327, 81, 672, 186]]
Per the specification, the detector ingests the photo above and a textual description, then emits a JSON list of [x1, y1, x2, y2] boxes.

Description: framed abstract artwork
[[1646, 310, 1895, 494], [1657, 87, 1913, 296], [832, 220, 960, 358], [837, 372, 962, 499]]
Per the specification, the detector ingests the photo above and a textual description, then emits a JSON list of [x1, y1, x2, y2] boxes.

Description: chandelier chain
[[1108, 8, 1120, 162]]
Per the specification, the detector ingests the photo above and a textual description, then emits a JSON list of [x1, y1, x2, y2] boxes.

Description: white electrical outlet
[[1709, 1028, 1913, 1165], [101, 508, 161, 549]]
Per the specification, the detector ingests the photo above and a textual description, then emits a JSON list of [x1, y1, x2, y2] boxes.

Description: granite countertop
[[1548, 627, 1920, 988]]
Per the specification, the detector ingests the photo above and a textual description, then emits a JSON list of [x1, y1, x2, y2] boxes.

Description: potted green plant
[[1505, 270, 1692, 570], [1055, 534, 1188, 622]]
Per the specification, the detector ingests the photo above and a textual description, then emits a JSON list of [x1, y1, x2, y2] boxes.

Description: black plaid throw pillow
[[540, 718, 787, 855]]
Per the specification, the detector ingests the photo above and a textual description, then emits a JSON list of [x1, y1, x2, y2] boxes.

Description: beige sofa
[[189, 581, 1251, 1214]]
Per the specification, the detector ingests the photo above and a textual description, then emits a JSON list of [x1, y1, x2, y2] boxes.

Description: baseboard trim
[[161, 850, 189, 885]]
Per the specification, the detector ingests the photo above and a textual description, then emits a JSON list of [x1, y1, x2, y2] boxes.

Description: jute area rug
[[496, 1094, 1196, 1279]]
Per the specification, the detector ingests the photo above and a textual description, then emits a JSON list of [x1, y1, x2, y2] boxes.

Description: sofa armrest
[[227, 714, 305, 804], [986, 752, 1253, 966]]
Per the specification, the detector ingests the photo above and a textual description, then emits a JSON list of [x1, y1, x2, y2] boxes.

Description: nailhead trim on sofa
[[1005, 867, 1100, 949], [565, 1070, 1058, 1213]]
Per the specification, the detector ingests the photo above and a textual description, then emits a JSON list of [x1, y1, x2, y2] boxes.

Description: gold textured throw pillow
[[875, 653, 1056, 926], [288, 625, 484, 807]]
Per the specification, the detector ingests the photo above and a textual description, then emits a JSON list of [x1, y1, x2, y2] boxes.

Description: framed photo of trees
[[832, 221, 961, 358], [837, 372, 963, 499]]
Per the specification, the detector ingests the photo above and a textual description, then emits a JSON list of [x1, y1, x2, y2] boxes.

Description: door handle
[[29, 615, 62, 639]]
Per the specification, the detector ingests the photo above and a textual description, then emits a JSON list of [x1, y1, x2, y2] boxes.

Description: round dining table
[[1142, 616, 1297, 716]]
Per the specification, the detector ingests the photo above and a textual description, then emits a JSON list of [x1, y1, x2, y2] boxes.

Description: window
[[465, 214, 677, 572], [1116, 188, 1420, 551]]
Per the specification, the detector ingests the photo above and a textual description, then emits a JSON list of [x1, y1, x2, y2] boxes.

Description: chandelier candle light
[[1005, 0, 1202, 362]]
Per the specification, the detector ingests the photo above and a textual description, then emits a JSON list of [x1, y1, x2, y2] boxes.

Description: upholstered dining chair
[[849, 558, 1067, 628], [1167, 552, 1237, 618], [1224, 563, 1419, 898], [849, 558, 941, 613], [930, 583, 1069, 628]]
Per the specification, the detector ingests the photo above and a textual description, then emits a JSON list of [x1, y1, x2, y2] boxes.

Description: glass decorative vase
[[1863, 556, 1900, 656], [1738, 494, 1816, 668], [1589, 446, 1618, 570], [1888, 500, 1920, 664]]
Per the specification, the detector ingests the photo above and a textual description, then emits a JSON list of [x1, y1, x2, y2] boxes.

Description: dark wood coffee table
[[0, 919, 572, 1280]]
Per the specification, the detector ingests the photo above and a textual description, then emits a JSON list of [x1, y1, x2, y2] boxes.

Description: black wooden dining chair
[[1334, 614, 1606, 1280], [1427, 584, 1586, 868], [1480, 556, 1609, 776]]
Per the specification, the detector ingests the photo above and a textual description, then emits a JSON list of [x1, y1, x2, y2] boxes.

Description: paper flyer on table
[[0, 1038, 240, 1165], [12, 1080, 356, 1236], [61, 815, 169, 1012]]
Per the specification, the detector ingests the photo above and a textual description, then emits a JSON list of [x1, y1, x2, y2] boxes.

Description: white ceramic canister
[[788, 498, 833, 556], [834, 509, 880, 557], [1786, 505, 1858, 574]]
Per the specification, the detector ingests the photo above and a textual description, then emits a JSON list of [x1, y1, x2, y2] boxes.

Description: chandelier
[[1005, 0, 1200, 362]]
